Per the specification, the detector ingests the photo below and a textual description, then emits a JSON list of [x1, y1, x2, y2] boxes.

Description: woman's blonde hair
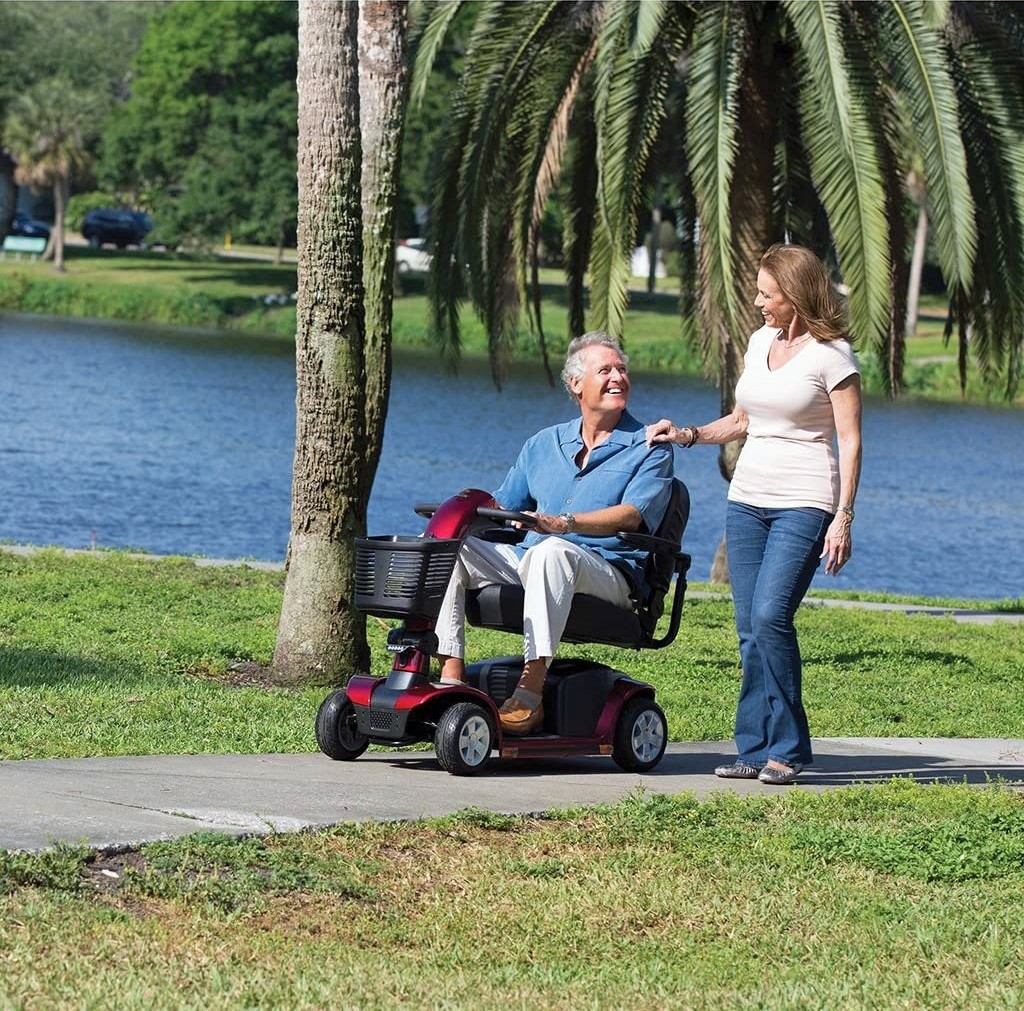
[[759, 243, 850, 344]]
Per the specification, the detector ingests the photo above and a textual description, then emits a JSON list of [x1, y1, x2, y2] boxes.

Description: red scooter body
[[315, 488, 675, 776]]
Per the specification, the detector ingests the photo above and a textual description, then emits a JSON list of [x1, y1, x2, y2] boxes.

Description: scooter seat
[[465, 584, 643, 648]]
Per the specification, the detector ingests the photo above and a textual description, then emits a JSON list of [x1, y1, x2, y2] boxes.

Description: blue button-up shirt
[[494, 410, 674, 595]]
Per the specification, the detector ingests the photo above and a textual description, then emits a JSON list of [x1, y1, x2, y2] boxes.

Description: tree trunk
[[52, 175, 68, 273], [905, 202, 927, 338], [359, 0, 408, 486], [646, 195, 661, 296], [272, 0, 369, 686], [0, 153, 17, 239]]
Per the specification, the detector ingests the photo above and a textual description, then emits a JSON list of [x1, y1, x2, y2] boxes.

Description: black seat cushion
[[465, 584, 643, 648]]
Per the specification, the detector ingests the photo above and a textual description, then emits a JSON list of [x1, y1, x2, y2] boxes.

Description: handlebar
[[413, 503, 538, 528], [475, 507, 538, 528]]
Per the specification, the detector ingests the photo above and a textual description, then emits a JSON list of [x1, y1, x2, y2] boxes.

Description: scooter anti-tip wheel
[[315, 689, 370, 761], [612, 696, 668, 772], [434, 701, 494, 776]]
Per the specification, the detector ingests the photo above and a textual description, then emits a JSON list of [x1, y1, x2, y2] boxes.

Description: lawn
[[2, 783, 1023, 1008], [1, 549, 1021, 761], [2, 550, 1023, 1006]]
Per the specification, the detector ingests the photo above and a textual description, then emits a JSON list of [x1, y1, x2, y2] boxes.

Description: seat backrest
[[636, 478, 690, 636]]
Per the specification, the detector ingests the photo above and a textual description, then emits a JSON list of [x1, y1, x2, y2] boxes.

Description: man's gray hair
[[561, 331, 628, 400]]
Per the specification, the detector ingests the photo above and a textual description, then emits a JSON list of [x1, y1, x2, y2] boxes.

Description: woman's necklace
[[777, 332, 813, 349]]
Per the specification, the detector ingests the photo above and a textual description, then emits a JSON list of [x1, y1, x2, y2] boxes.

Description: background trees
[[415, 0, 1024, 403]]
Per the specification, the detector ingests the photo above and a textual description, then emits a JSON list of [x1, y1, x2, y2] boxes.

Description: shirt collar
[[558, 409, 641, 450]]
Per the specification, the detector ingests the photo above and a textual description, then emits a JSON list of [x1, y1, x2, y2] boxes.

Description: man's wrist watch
[[837, 505, 855, 521], [559, 512, 576, 533]]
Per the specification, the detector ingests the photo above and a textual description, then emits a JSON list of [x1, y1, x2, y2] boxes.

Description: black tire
[[87, 234, 101, 248], [315, 690, 369, 761], [434, 701, 494, 776], [612, 696, 668, 772]]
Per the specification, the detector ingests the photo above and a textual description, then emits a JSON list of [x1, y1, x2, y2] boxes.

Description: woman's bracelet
[[679, 426, 700, 448]]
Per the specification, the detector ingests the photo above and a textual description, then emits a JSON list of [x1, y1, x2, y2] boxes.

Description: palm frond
[[873, 1, 976, 298], [409, 1, 464, 109], [784, 0, 891, 347], [684, 2, 747, 349], [590, 0, 690, 337]]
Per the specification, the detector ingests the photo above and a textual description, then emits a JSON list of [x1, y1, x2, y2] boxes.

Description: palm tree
[[360, 0, 410, 499], [273, 0, 371, 684], [414, 1, 1024, 404], [3, 77, 96, 272]]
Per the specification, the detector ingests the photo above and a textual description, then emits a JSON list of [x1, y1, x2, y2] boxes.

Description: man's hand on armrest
[[523, 504, 643, 537]]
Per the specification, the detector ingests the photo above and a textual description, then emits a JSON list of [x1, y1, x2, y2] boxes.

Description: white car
[[395, 237, 431, 273]]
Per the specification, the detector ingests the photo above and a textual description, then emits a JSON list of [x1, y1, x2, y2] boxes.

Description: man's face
[[570, 345, 630, 414]]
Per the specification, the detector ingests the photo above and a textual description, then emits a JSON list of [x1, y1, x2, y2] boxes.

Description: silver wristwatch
[[559, 512, 576, 533], [837, 506, 855, 521]]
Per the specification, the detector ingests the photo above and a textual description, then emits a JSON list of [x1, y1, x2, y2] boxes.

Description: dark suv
[[81, 208, 152, 249]]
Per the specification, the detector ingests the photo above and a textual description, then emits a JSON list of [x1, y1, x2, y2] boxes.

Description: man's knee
[[519, 538, 579, 583]]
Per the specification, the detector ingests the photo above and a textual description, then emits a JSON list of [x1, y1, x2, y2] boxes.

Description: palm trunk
[[52, 175, 68, 273], [272, 0, 369, 686], [905, 202, 927, 337], [359, 0, 408, 485], [646, 197, 661, 296], [0, 153, 16, 239]]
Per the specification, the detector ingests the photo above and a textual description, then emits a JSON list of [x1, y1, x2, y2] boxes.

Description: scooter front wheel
[[315, 690, 370, 761], [612, 697, 667, 772], [434, 702, 494, 776]]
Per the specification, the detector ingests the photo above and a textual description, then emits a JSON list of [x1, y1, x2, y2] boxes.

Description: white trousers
[[435, 536, 632, 661]]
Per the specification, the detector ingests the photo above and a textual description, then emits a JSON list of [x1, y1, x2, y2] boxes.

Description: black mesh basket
[[354, 535, 462, 620]]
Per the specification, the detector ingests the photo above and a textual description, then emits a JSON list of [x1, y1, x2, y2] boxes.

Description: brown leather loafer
[[498, 698, 544, 736]]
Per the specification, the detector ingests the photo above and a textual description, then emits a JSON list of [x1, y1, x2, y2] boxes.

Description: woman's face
[[754, 268, 796, 330]]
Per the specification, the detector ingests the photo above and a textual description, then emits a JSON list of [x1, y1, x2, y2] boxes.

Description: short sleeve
[[622, 443, 674, 533], [822, 340, 859, 392], [494, 442, 535, 512]]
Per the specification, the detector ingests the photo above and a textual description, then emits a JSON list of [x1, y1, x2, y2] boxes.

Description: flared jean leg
[[726, 502, 831, 767]]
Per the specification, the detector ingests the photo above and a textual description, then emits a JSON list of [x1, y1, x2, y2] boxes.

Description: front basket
[[354, 535, 461, 620]]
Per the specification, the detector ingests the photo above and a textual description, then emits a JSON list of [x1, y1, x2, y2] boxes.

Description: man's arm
[[527, 504, 642, 536]]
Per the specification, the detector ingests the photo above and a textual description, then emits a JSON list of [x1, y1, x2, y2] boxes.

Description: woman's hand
[[821, 513, 853, 575], [646, 419, 682, 446]]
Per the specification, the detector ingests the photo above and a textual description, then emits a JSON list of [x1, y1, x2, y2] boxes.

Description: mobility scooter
[[315, 480, 691, 776]]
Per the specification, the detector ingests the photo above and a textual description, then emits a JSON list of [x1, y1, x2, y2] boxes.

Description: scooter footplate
[[356, 705, 409, 738]]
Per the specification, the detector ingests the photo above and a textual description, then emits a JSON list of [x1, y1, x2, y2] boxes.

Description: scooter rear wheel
[[315, 690, 370, 761], [435, 701, 494, 776], [612, 696, 667, 772]]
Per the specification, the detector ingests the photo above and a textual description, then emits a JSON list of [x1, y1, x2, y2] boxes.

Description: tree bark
[[272, 0, 369, 686], [0, 153, 17, 239], [51, 174, 68, 273], [359, 0, 408, 486], [905, 202, 927, 338]]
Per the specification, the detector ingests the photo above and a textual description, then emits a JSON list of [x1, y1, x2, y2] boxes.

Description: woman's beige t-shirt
[[728, 325, 859, 512]]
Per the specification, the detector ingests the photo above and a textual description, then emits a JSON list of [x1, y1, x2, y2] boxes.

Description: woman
[[647, 243, 862, 785]]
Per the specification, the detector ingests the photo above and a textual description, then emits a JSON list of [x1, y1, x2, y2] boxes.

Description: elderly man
[[436, 331, 674, 736]]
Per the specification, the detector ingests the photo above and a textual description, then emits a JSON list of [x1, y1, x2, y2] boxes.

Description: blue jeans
[[726, 501, 832, 767]]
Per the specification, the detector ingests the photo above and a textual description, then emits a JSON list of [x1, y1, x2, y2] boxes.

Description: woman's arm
[[646, 407, 749, 448], [821, 374, 863, 575]]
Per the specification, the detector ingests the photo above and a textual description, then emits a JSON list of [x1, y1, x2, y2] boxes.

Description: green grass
[[1, 781, 1023, 1007], [1, 246, 1018, 405], [1, 550, 1022, 761]]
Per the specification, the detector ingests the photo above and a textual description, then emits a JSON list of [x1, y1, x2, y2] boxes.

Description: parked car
[[395, 237, 431, 273], [9, 212, 51, 240], [81, 207, 152, 249]]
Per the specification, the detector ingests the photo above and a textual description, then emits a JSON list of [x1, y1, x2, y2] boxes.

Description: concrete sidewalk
[[3, 738, 1022, 854]]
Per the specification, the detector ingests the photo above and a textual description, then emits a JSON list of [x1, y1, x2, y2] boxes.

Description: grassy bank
[[2, 246, 1016, 405], [2, 782, 1023, 1007], [1, 549, 1021, 761]]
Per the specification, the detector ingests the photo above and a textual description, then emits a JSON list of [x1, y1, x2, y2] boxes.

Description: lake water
[[2, 311, 1022, 600]]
